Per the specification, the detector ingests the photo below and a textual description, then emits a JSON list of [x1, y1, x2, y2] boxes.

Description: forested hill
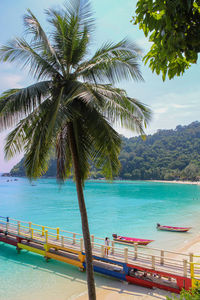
[[10, 121, 200, 181]]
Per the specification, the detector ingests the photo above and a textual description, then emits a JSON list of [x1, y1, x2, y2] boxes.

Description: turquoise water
[[0, 177, 200, 299]]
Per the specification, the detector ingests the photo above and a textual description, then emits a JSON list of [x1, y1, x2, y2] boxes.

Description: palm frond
[[24, 124, 53, 179], [24, 9, 53, 48], [77, 39, 143, 83], [46, 0, 94, 69], [0, 81, 51, 130], [72, 82, 151, 135], [4, 120, 27, 159], [74, 102, 121, 179], [0, 38, 61, 80], [64, 0, 94, 30], [24, 9, 66, 76], [23, 89, 64, 179], [4, 96, 57, 160]]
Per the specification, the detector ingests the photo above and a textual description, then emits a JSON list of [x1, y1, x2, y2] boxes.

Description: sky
[[0, 0, 200, 172]]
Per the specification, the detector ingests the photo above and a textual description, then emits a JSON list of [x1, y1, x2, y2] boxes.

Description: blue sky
[[0, 0, 200, 172]]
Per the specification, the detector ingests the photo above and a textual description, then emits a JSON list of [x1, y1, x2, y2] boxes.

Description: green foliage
[[132, 0, 200, 80], [0, 0, 151, 183], [118, 121, 200, 181], [10, 121, 200, 181], [166, 286, 200, 299]]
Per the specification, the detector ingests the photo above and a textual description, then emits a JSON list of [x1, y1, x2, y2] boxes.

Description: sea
[[0, 177, 200, 300]]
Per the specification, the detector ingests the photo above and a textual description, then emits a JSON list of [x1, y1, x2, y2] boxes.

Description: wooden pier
[[0, 216, 199, 294]]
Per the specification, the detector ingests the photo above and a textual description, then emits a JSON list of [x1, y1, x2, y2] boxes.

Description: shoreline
[[2, 176, 200, 186], [76, 234, 200, 300], [149, 180, 200, 185]]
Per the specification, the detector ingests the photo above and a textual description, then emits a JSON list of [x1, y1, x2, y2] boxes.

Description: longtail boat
[[157, 224, 191, 232], [112, 234, 154, 245]]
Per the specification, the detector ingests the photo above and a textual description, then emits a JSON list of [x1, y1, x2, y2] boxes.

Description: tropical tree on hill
[[0, 0, 151, 299]]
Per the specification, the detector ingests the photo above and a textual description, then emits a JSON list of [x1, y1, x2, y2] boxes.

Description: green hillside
[[10, 121, 200, 181]]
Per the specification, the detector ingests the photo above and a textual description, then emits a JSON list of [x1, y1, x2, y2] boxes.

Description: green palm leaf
[[77, 39, 143, 83], [0, 38, 62, 80], [24, 9, 65, 75], [0, 81, 51, 130]]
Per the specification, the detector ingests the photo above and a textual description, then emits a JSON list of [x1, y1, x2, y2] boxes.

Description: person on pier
[[105, 237, 110, 256]]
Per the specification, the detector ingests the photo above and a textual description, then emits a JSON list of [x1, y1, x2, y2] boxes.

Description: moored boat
[[156, 223, 191, 232], [112, 234, 154, 245]]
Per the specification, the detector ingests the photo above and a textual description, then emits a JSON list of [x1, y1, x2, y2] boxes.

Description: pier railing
[[0, 217, 194, 277], [191, 256, 200, 288]]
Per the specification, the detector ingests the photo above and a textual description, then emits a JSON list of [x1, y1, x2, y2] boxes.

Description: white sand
[[150, 180, 200, 185], [77, 281, 171, 300]]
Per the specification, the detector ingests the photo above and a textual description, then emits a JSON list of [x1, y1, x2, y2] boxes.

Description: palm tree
[[0, 1, 151, 299]]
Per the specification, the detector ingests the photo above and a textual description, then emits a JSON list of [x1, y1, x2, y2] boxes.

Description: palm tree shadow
[[0, 243, 170, 299]]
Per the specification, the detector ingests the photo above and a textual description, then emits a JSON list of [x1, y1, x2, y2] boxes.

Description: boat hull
[[113, 237, 153, 246], [157, 226, 191, 232]]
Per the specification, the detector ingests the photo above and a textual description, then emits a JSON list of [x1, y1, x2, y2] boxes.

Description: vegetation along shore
[[9, 121, 200, 182]]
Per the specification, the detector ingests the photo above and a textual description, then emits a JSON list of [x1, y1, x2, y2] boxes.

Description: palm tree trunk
[[68, 122, 96, 300]]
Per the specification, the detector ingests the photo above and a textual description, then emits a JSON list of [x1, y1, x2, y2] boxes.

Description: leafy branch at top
[[132, 0, 200, 80]]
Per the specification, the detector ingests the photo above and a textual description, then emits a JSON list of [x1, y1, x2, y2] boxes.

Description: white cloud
[[171, 104, 190, 109], [111, 89, 200, 138], [144, 90, 200, 134], [154, 107, 168, 114], [0, 73, 23, 92], [0, 62, 13, 71]]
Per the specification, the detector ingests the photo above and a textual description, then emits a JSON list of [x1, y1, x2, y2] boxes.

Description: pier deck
[[0, 216, 199, 294]]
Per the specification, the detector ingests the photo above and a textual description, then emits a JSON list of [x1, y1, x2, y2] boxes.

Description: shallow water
[[0, 178, 200, 299]]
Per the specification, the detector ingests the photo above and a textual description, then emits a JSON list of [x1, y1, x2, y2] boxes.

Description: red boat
[[112, 234, 154, 245], [157, 224, 191, 232]]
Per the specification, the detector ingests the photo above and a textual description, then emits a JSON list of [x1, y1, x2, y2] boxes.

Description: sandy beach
[[76, 281, 172, 300], [150, 180, 200, 185], [77, 235, 200, 300]]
